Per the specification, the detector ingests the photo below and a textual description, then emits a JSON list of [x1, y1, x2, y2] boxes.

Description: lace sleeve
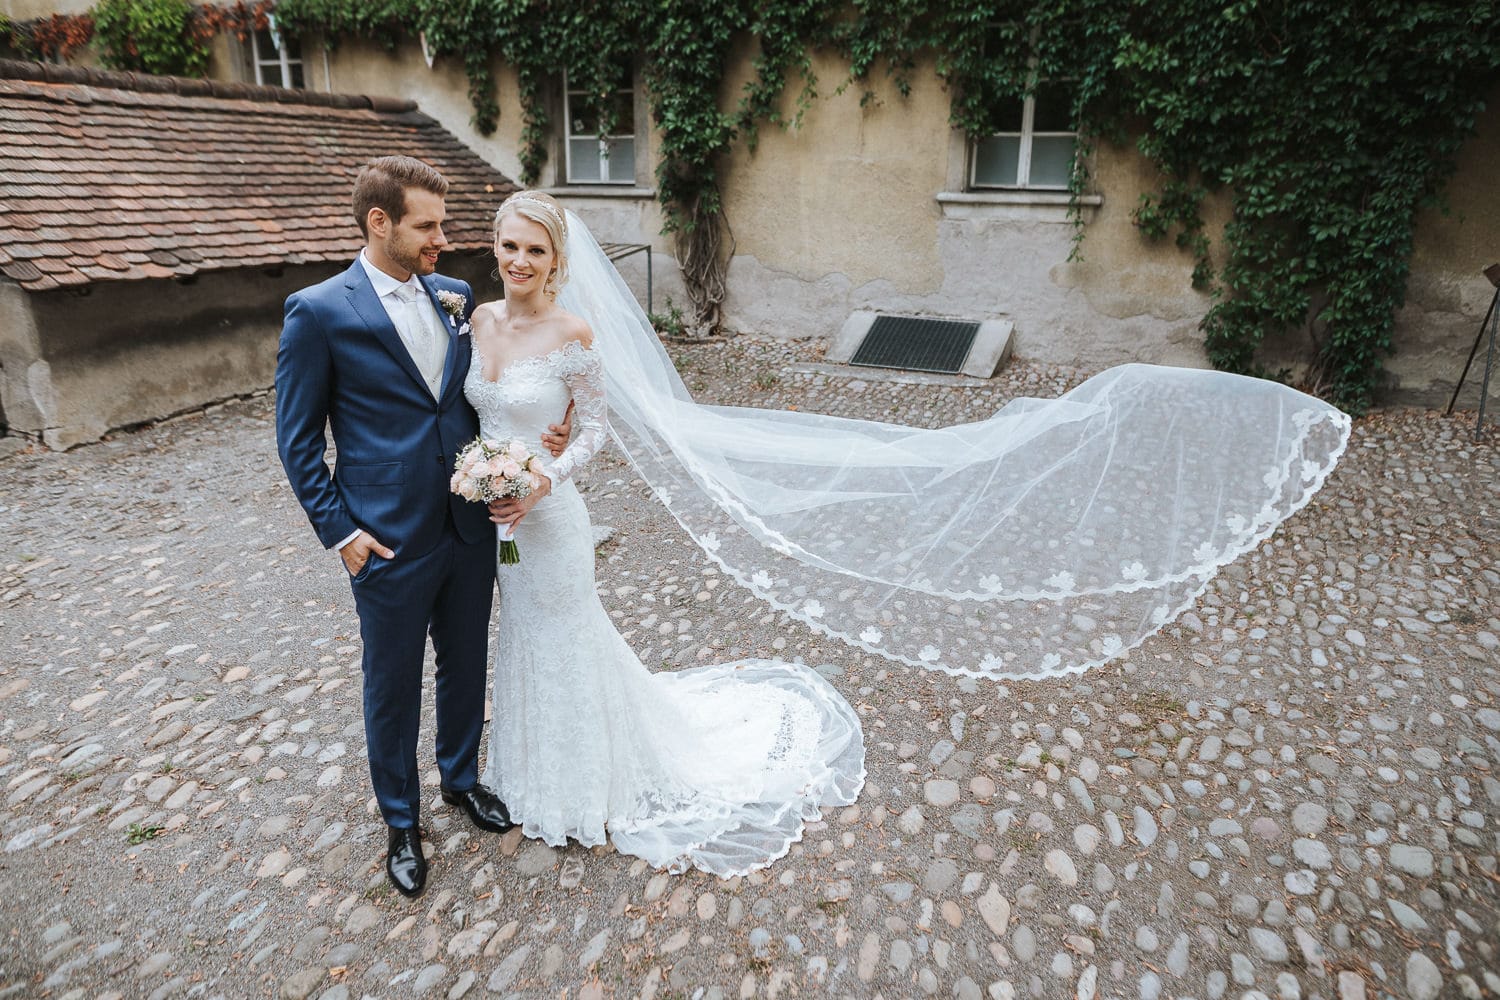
[[546, 344, 607, 484]]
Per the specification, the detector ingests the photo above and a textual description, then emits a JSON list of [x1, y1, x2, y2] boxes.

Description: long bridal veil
[[558, 212, 1351, 680]]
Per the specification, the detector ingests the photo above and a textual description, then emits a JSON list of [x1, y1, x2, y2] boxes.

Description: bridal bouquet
[[451, 437, 545, 564]]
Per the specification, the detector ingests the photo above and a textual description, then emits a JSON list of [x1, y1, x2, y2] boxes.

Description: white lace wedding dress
[[464, 338, 865, 876]]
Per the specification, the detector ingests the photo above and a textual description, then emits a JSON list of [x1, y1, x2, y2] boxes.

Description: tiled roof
[[0, 59, 518, 292]]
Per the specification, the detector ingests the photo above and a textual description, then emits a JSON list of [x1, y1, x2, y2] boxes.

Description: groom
[[275, 156, 566, 897]]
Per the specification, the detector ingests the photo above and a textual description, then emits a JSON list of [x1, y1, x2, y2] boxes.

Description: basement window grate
[[848, 315, 980, 375]]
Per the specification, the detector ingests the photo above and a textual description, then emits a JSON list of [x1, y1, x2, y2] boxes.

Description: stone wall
[[0, 251, 504, 450]]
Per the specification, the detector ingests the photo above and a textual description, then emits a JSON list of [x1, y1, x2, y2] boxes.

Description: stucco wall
[[15, 266, 329, 449], [1, 0, 90, 19], [317, 36, 527, 187], [9, 16, 1496, 409], [4, 251, 503, 449], [308, 38, 678, 319], [0, 279, 51, 438], [714, 51, 1226, 369], [1390, 96, 1500, 408], [718, 49, 947, 341], [723, 50, 949, 294], [720, 61, 1497, 402]]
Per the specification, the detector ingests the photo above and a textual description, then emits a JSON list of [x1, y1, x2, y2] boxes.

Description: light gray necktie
[[393, 283, 443, 396]]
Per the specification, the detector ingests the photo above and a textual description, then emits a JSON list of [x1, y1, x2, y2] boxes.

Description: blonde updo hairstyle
[[494, 190, 569, 299]]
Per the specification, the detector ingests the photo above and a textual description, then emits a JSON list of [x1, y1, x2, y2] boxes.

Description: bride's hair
[[494, 190, 569, 298]]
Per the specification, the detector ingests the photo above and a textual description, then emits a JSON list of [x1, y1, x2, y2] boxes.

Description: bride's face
[[495, 212, 556, 298]]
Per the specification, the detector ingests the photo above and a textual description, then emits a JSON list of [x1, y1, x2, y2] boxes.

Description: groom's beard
[[387, 233, 441, 278]]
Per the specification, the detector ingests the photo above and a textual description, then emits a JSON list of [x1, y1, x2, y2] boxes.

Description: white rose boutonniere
[[436, 290, 468, 332]]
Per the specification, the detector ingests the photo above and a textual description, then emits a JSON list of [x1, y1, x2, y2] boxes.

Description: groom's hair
[[352, 156, 450, 238]]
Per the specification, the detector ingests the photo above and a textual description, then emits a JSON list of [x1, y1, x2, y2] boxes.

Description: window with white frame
[[970, 80, 1076, 190], [251, 26, 303, 89], [563, 66, 636, 185]]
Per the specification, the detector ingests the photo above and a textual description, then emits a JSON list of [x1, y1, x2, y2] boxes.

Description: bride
[[466, 191, 864, 877], [465, 188, 1349, 876]]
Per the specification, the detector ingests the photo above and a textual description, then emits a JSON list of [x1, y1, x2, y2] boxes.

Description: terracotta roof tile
[[0, 59, 519, 292], [2, 261, 42, 282]]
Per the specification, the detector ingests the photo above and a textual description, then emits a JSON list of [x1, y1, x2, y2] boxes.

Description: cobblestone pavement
[[1, 337, 1497, 1000]]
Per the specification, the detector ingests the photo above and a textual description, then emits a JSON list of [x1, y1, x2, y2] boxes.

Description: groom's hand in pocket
[[541, 401, 574, 458], [340, 531, 395, 576]]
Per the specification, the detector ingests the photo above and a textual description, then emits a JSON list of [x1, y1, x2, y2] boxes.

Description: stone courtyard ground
[[0, 337, 1497, 1000]]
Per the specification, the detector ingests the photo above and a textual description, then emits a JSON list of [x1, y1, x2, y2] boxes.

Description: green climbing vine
[[8, 2, 274, 75], [92, 0, 209, 76], [1116, 1, 1500, 409], [6, 13, 96, 62], [21, 0, 1499, 408], [266, 1, 1500, 408], [276, 0, 766, 333]]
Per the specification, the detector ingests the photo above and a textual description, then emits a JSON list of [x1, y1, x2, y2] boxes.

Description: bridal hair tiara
[[499, 194, 568, 236]]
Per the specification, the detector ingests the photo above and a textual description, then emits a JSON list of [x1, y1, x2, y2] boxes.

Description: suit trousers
[[349, 522, 496, 828]]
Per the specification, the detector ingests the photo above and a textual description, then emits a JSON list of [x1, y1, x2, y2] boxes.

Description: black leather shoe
[[386, 825, 427, 898], [441, 784, 515, 833]]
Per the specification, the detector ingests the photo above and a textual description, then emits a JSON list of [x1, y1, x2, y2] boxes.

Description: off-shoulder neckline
[[470, 338, 596, 385]]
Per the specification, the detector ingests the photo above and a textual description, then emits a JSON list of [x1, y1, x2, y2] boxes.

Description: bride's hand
[[487, 474, 552, 527]]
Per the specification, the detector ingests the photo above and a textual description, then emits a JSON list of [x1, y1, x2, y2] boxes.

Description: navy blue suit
[[275, 258, 496, 829]]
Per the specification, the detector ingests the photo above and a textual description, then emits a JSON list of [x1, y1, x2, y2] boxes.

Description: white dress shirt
[[336, 251, 452, 552], [358, 249, 448, 396]]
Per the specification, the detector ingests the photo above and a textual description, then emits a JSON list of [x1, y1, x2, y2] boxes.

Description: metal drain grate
[[848, 315, 980, 374]]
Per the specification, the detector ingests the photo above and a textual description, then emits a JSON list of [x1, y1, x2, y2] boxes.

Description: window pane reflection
[[569, 139, 602, 182], [1029, 136, 1075, 188], [973, 136, 1020, 187]]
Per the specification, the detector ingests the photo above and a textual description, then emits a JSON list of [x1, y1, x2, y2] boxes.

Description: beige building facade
[[269, 33, 1497, 405], [5, 11, 1497, 410]]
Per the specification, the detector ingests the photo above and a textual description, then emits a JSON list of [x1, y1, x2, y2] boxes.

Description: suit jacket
[[275, 258, 492, 557]]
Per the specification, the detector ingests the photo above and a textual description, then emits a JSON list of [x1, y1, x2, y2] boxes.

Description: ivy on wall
[[1117, 2, 1500, 408], [14, 1, 1500, 410], [6, 13, 96, 61], [270, 0, 1499, 410], [8, 1, 274, 74], [94, 0, 213, 75], [275, 0, 744, 330], [195, 2, 278, 46]]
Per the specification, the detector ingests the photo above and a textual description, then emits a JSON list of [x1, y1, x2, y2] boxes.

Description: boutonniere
[[436, 290, 468, 327]]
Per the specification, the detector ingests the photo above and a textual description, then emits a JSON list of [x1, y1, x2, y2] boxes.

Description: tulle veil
[[556, 210, 1351, 680]]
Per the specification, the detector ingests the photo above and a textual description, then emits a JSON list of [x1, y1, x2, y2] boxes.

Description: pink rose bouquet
[[450, 437, 545, 564]]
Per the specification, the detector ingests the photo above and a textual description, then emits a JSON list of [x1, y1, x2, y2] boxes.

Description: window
[[970, 80, 1075, 190], [563, 66, 636, 185], [251, 25, 303, 89]]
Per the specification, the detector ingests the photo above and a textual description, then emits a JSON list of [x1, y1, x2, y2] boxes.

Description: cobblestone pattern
[[0, 337, 1497, 1000]]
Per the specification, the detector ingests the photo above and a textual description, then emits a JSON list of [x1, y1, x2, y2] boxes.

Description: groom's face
[[371, 187, 448, 279]]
